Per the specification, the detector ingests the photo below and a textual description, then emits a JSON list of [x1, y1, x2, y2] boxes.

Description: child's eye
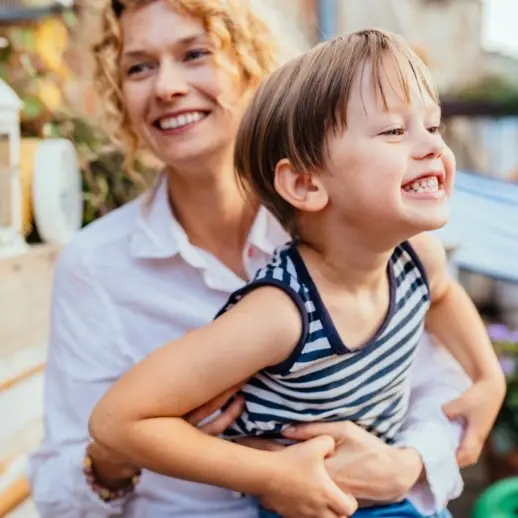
[[427, 124, 443, 134], [380, 127, 405, 136], [184, 48, 212, 62]]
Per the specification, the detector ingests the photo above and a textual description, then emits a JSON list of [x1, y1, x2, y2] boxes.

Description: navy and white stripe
[[219, 241, 430, 443]]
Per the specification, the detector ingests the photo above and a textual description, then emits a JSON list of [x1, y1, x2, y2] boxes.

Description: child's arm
[[409, 232, 506, 466], [89, 286, 356, 518]]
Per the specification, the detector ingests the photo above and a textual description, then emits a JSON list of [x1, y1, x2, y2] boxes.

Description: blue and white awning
[[435, 170, 518, 284]]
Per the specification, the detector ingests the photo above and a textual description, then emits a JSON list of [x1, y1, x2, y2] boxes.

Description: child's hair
[[92, 0, 307, 178], [235, 29, 439, 235]]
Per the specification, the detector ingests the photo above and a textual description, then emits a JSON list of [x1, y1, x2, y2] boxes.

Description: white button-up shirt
[[28, 178, 468, 518]]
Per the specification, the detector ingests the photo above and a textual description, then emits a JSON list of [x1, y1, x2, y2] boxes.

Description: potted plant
[[485, 323, 518, 482]]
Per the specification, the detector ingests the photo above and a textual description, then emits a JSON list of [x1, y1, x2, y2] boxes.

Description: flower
[[487, 324, 515, 343], [487, 323, 518, 381], [499, 355, 516, 377]]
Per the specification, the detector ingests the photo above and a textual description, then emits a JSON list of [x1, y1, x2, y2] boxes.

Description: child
[[90, 30, 505, 518]]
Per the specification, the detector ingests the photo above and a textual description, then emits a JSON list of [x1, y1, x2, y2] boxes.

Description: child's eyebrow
[[376, 99, 442, 118], [426, 104, 442, 117]]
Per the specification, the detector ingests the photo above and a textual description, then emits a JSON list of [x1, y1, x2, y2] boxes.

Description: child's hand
[[443, 375, 506, 467], [184, 383, 244, 435], [261, 435, 358, 518]]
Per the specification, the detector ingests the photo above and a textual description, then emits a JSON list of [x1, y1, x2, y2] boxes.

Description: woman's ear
[[274, 159, 328, 213]]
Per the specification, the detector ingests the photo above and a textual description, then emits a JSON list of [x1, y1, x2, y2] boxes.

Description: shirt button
[[247, 247, 255, 258]]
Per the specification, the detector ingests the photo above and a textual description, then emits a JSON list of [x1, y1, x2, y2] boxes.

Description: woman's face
[[119, 0, 245, 171]]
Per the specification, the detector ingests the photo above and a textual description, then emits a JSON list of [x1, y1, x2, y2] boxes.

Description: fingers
[[443, 393, 484, 467], [198, 395, 244, 436], [185, 384, 242, 426], [302, 434, 336, 458], [442, 396, 465, 421], [283, 422, 357, 443], [328, 490, 358, 517], [236, 437, 285, 452], [456, 425, 483, 468]]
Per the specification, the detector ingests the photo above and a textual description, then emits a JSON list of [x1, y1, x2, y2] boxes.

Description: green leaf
[[62, 11, 77, 28], [22, 97, 44, 120], [19, 53, 37, 77], [10, 27, 36, 53], [0, 39, 12, 64]]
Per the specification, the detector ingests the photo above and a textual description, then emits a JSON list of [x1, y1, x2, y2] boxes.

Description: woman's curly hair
[[92, 0, 307, 179]]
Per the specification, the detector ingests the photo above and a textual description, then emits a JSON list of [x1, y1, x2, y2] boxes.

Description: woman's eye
[[381, 127, 405, 136], [184, 48, 212, 61], [127, 63, 153, 76]]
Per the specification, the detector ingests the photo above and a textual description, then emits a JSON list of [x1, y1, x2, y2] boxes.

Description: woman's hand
[[442, 373, 506, 468], [239, 420, 423, 506], [261, 436, 358, 518], [283, 422, 423, 503]]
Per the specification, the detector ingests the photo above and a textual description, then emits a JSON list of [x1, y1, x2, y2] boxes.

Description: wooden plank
[[0, 244, 61, 357], [0, 476, 30, 518], [0, 363, 44, 393], [5, 498, 37, 518]]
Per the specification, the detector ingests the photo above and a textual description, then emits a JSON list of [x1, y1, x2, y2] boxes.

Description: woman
[[28, 1, 469, 517]]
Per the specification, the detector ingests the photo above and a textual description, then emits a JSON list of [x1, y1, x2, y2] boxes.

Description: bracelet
[[83, 453, 142, 502]]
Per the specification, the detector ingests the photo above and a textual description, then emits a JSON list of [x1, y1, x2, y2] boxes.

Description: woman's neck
[[166, 166, 257, 277]]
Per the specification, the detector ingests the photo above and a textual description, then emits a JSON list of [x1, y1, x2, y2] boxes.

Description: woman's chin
[[156, 139, 230, 175]]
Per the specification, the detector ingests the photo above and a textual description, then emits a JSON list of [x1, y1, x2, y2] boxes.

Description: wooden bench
[[0, 245, 61, 517]]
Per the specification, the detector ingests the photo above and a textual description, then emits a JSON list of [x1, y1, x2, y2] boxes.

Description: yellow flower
[[34, 18, 69, 74], [36, 79, 62, 111]]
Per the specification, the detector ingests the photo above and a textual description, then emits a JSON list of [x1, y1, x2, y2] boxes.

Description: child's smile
[[402, 172, 446, 200]]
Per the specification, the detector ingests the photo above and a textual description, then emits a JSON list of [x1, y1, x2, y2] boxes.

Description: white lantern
[[0, 78, 28, 257]]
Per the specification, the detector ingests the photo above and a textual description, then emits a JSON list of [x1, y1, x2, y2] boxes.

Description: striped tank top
[[218, 241, 430, 443]]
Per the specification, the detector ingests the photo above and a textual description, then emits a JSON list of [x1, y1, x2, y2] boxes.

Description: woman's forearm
[[90, 416, 277, 496]]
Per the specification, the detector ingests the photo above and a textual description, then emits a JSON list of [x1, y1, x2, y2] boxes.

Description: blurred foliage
[[43, 117, 150, 225], [456, 75, 518, 111], [488, 325, 518, 457], [0, 10, 148, 228]]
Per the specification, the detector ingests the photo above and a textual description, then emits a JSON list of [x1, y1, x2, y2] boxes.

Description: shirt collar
[[130, 175, 287, 259]]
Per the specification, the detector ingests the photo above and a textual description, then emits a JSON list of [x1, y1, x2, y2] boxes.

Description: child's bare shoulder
[[408, 233, 449, 299]]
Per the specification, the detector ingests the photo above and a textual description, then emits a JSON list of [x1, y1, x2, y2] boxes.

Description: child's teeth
[[404, 176, 439, 193]]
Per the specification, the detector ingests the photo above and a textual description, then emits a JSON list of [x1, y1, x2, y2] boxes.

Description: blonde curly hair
[[93, 0, 307, 178]]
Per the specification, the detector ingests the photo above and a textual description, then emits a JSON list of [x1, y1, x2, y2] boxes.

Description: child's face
[[320, 56, 454, 243]]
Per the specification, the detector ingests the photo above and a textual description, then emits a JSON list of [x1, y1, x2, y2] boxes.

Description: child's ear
[[274, 159, 328, 213]]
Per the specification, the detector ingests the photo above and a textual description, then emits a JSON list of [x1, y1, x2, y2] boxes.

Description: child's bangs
[[368, 39, 439, 112], [328, 32, 439, 131]]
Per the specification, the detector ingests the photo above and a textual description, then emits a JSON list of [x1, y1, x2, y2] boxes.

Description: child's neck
[[298, 231, 394, 293]]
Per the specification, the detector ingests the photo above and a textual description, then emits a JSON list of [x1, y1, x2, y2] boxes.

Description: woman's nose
[[154, 59, 188, 102]]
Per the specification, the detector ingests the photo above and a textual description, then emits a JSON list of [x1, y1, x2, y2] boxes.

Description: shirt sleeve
[[395, 332, 472, 515], [27, 242, 134, 517]]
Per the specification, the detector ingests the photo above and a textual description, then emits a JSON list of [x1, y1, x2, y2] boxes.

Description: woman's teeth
[[157, 111, 206, 130], [403, 176, 440, 193]]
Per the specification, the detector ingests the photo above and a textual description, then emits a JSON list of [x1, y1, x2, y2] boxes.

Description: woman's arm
[[410, 232, 501, 382], [410, 232, 506, 465], [394, 332, 469, 513], [27, 243, 139, 517], [89, 287, 357, 518], [27, 241, 245, 517], [273, 333, 468, 514]]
